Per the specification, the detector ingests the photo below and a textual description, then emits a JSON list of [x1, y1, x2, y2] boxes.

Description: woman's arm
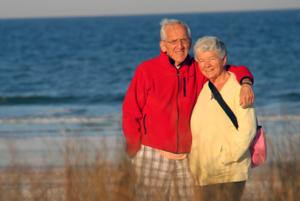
[[219, 87, 257, 165]]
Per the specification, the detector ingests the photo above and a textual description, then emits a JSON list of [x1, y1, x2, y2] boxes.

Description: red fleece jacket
[[122, 51, 253, 157]]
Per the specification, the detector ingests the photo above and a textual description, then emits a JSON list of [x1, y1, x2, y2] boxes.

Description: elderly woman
[[189, 36, 257, 201]]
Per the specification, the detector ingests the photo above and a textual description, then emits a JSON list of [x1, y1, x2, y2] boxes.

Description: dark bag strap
[[208, 81, 239, 129]]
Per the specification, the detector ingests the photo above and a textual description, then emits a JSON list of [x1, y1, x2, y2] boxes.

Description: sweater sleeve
[[219, 87, 257, 165], [122, 67, 148, 158], [227, 65, 254, 84]]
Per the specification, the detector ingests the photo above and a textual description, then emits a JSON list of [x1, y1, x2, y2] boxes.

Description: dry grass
[[0, 118, 300, 201], [0, 136, 137, 201], [241, 117, 300, 201]]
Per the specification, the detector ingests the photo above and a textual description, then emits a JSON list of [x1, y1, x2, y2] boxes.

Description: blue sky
[[1, 0, 300, 19]]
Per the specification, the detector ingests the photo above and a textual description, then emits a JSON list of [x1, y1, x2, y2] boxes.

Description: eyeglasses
[[163, 38, 190, 45]]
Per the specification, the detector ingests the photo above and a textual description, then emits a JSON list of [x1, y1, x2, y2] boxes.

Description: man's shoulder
[[140, 55, 160, 65], [189, 56, 196, 63], [137, 54, 165, 71]]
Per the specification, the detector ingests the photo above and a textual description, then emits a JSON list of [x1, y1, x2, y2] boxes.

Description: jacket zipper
[[183, 77, 186, 97], [176, 69, 180, 153], [143, 114, 147, 134]]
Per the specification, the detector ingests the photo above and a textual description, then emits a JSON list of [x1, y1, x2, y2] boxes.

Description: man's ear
[[159, 41, 166, 52], [188, 38, 192, 51]]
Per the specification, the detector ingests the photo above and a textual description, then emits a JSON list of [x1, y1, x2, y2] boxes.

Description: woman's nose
[[204, 61, 211, 68]]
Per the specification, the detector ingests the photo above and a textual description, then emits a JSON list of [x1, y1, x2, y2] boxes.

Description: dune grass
[[0, 117, 300, 201]]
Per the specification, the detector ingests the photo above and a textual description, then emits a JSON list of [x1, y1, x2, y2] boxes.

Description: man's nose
[[176, 40, 184, 48]]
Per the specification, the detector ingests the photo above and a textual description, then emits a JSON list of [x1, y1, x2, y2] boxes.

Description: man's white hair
[[159, 19, 191, 41], [194, 36, 227, 62]]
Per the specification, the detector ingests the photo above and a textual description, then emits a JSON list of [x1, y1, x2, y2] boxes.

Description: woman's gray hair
[[160, 19, 191, 41], [193, 36, 227, 62]]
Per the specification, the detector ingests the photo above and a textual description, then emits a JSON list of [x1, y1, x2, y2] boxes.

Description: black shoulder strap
[[208, 81, 239, 129]]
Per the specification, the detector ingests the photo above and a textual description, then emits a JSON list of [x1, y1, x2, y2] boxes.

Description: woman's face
[[197, 50, 227, 81]]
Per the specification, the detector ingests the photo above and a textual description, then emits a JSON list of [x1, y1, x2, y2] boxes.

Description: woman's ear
[[223, 56, 227, 66]]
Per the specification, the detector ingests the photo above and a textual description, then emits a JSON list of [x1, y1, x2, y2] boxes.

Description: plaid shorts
[[132, 145, 195, 201]]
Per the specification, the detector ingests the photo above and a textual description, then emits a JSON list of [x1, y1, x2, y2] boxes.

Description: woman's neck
[[210, 71, 230, 92]]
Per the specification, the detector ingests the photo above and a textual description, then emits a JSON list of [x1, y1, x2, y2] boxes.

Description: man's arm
[[240, 78, 254, 108], [227, 65, 254, 108], [122, 67, 147, 158]]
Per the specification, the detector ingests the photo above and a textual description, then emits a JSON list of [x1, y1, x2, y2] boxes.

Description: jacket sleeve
[[227, 65, 254, 84], [219, 87, 257, 165], [122, 66, 148, 158]]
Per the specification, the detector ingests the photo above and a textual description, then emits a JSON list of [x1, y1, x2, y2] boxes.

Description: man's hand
[[240, 79, 254, 108]]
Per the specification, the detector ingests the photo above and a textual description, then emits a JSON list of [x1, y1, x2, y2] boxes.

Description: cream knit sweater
[[189, 72, 256, 186]]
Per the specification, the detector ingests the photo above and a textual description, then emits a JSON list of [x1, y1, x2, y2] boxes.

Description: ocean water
[[0, 9, 300, 138]]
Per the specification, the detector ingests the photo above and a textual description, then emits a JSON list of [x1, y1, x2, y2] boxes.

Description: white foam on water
[[258, 115, 300, 121], [0, 136, 125, 167], [0, 116, 122, 124], [0, 115, 123, 138], [0, 115, 299, 124]]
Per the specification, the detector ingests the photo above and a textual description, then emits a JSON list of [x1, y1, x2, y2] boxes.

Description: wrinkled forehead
[[165, 24, 189, 39]]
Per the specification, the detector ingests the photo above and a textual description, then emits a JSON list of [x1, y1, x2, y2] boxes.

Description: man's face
[[160, 24, 192, 67]]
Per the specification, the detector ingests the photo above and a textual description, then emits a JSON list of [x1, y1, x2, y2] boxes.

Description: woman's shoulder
[[220, 72, 241, 101], [202, 81, 211, 93], [227, 72, 241, 90]]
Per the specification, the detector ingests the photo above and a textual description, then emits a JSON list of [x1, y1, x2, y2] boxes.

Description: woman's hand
[[219, 145, 236, 165]]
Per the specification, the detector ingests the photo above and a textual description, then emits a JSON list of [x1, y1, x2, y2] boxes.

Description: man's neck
[[167, 54, 189, 68]]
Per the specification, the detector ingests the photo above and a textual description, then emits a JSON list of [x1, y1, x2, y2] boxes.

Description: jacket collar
[[160, 51, 191, 68]]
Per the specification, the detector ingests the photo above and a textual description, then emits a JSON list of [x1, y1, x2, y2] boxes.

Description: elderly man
[[122, 19, 254, 200]]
